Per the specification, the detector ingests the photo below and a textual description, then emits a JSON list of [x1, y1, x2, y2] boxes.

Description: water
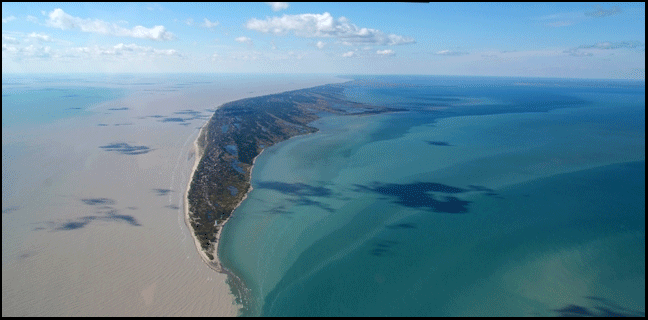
[[218, 76, 645, 316], [2, 83, 128, 128], [2, 73, 349, 316]]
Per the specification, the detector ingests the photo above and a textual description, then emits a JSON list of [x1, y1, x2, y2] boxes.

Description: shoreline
[[212, 128, 319, 258], [183, 119, 251, 316], [184, 121, 222, 270], [183, 118, 317, 262], [184, 120, 310, 316], [185, 124, 320, 315], [182, 79, 353, 314], [183, 78, 352, 268], [183, 122, 266, 273]]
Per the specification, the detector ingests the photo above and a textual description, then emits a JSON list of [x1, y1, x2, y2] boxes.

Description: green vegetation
[[187, 84, 403, 259]]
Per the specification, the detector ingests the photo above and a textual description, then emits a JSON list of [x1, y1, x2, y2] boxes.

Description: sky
[[1, 2, 645, 79]]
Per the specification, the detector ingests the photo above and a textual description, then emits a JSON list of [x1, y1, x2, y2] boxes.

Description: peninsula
[[186, 83, 402, 264]]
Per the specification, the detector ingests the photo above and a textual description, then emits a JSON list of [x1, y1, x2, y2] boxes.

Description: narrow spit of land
[[186, 83, 402, 264]]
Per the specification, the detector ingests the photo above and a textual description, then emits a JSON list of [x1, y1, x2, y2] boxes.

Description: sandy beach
[[2, 74, 348, 317], [182, 120, 251, 275]]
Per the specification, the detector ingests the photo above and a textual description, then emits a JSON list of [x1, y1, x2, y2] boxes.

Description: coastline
[[183, 78, 357, 314], [184, 117, 319, 266], [183, 120, 266, 274], [3, 74, 356, 317], [211, 129, 318, 260], [184, 122, 220, 270], [183, 76, 409, 271], [185, 123, 320, 315]]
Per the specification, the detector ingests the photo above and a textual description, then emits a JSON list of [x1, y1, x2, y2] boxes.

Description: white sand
[[2, 74, 349, 316]]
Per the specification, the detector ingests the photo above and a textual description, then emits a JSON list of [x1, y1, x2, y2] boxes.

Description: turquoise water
[[2, 82, 128, 128], [1, 73, 337, 128], [220, 76, 645, 316]]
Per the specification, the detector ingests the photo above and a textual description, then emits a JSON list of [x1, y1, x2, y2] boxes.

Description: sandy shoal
[[1, 75, 349, 316]]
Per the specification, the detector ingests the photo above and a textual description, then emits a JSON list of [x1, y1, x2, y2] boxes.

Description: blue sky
[[2, 2, 645, 79]]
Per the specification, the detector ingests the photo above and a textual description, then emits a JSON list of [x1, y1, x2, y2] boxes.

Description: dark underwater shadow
[[257, 181, 336, 213], [44, 198, 141, 231], [100, 142, 154, 155], [354, 182, 472, 214], [553, 296, 645, 317], [426, 140, 452, 146], [256, 181, 333, 197], [2, 206, 20, 214], [152, 188, 173, 196]]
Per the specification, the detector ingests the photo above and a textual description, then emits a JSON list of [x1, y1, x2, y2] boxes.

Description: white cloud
[[2, 44, 18, 54], [2, 34, 20, 44], [284, 51, 306, 60], [435, 49, 469, 56], [146, 5, 164, 12], [235, 36, 253, 46], [342, 51, 355, 57], [121, 43, 179, 55], [230, 51, 261, 61], [565, 51, 594, 57], [561, 41, 645, 57], [185, 18, 194, 26], [376, 49, 394, 56], [202, 18, 219, 28], [2, 43, 51, 59], [63, 43, 181, 60], [533, 8, 621, 27], [585, 6, 621, 18], [316, 41, 325, 49], [246, 12, 415, 46], [45, 8, 175, 41], [535, 10, 587, 27], [68, 43, 172, 57], [477, 49, 565, 61], [24, 44, 51, 58], [287, 50, 305, 59], [2, 15, 17, 23], [28, 32, 53, 42], [266, 2, 289, 12], [578, 41, 644, 50], [27, 15, 39, 23]]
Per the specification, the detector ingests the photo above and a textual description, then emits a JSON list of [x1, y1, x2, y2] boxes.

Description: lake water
[[2, 73, 350, 316], [218, 76, 645, 316]]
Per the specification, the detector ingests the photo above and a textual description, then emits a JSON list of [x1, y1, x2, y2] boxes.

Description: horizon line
[[1, 72, 645, 82]]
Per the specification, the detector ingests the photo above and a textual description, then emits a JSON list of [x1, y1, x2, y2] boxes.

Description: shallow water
[[2, 73, 349, 316], [218, 76, 645, 316]]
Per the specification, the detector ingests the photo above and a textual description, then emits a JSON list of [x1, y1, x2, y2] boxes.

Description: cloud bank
[[235, 36, 253, 46], [266, 2, 289, 12], [202, 18, 219, 28], [246, 12, 415, 46], [28, 32, 52, 42], [376, 49, 394, 56], [585, 6, 622, 18], [70, 43, 180, 58], [2, 15, 17, 23], [435, 50, 469, 56], [45, 8, 174, 41], [578, 41, 643, 50]]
